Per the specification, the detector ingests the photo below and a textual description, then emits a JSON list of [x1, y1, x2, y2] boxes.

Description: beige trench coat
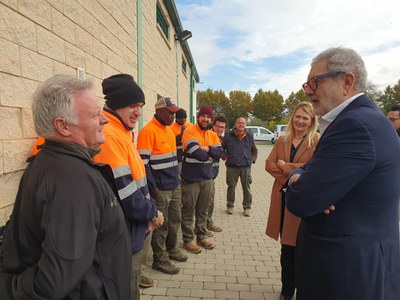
[[265, 134, 318, 246]]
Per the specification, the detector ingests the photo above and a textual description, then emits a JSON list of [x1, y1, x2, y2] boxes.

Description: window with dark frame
[[156, 4, 169, 39], [182, 56, 187, 73]]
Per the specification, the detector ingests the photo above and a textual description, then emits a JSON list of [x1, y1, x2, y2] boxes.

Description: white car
[[246, 126, 274, 142], [272, 124, 288, 144]]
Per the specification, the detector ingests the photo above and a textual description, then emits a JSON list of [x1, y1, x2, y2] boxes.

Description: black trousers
[[281, 244, 296, 296]]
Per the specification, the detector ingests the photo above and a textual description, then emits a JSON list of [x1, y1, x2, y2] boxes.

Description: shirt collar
[[319, 93, 363, 134]]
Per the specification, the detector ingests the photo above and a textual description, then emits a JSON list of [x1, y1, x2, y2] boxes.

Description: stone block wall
[[0, 0, 194, 225]]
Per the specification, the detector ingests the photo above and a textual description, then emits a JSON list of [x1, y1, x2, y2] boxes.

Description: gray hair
[[32, 74, 93, 138], [312, 47, 368, 92]]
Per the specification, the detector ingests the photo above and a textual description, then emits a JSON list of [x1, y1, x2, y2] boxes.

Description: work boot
[[168, 248, 188, 262], [183, 240, 202, 254], [243, 209, 251, 217], [139, 275, 154, 288], [207, 224, 223, 232], [205, 228, 214, 237], [196, 238, 215, 250], [152, 260, 180, 274], [226, 207, 234, 214]]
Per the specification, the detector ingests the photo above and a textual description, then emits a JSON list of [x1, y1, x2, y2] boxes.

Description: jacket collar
[[104, 106, 134, 131], [39, 139, 100, 162]]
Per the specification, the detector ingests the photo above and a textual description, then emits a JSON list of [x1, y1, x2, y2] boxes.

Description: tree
[[197, 88, 230, 116], [252, 89, 284, 123], [376, 80, 400, 114], [365, 81, 382, 107], [226, 90, 252, 127], [284, 90, 309, 116]]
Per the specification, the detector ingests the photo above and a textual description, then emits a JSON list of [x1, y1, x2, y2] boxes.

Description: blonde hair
[[285, 102, 319, 148]]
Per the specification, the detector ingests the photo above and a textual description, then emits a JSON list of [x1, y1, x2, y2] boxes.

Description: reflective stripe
[[185, 158, 213, 164], [213, 142, 222, 147], [136, 177, 147, 188], [187, 144, 199, 154], [112, 165, 131, 179], [177, 145, 183, 150], [213, 162, 220, 167], [138, 149, 152, 155], [150, 152, 176, 160], [185, 138, 198, 147], [119, 181, 137, 200], [142, 158, 150, 164], [151, 161, 178, 170]]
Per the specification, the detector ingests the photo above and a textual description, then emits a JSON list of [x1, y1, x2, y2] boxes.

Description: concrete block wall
[[0, 0, 194, 225]]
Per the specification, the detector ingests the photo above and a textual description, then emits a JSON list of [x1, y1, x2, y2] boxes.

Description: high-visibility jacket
[[31, 137, 45, 155], [93, 108, 157, 254], [181, 123, 223, 183], [137, 117, 179, 191], [170, 121, 192, 163]]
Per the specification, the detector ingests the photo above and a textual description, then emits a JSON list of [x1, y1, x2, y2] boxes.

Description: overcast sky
[[175, 0, 400, 99]]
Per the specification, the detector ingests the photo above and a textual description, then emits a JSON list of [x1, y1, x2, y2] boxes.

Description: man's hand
[[154, 210, 164, 227], [146, 221, 156, 233], [200, 146, 210, 152], [288, 174, 301, 185], [323, 205, 336, 215]]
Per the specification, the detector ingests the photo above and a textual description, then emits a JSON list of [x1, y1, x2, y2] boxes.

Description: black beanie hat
[[102, 74, 145, 110], [176, 109, 187, 119]]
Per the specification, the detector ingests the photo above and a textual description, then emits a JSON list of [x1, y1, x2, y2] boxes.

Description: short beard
[[198, 121, 209, 130]]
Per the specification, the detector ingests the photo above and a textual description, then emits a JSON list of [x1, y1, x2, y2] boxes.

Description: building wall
[[0, 0, 194, 225]]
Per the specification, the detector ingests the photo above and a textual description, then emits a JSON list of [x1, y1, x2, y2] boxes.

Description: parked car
[[246, 126, 274, 142], [271, 124, 288, 144]]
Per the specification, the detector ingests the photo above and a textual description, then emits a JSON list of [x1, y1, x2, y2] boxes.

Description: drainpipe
[[190, 64, 194, 123], [176, 40, 180, 105], [137, 0, 144, 129]]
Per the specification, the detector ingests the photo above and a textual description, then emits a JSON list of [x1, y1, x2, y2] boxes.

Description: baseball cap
[[155, 97, 180, 113]]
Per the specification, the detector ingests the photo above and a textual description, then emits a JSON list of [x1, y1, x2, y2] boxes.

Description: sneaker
[[207, 224, 222, 232], [226, 207, 234, 214], [196, 238, 215, 250], [168, 248, 188, 262], [183, 240, 202, 254], [152, 260, 180, 274], [243, 209, 251, 217], [205, 229, 214, 237], [139, 275, 154, 288]]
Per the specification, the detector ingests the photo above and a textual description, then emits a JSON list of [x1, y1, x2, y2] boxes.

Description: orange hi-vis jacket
[[170, 121, 192, 163], [93, 108, 157, 254], [181, 123, 223, 183], [170, 121, 192, 136], [31, 137, 45, 155], [137, 117, 179, 191]]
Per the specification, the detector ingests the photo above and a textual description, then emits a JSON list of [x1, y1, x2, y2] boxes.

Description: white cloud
[[176, 0, 400, 97]]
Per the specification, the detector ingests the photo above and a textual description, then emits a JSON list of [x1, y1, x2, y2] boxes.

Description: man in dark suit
[[286, 47, 400, 300]]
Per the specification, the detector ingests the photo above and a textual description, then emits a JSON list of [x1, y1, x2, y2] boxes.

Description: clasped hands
[[146, 210, 164, 233]]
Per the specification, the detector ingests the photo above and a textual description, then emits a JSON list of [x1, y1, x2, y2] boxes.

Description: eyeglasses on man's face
[[302, 71, 345, 92], [388, 117, 400, 122]]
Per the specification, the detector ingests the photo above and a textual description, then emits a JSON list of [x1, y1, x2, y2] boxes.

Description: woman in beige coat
[[265, 102, 319, 300]]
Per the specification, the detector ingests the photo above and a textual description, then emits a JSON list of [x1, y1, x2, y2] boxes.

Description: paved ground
[[141, 144, 286, 300]]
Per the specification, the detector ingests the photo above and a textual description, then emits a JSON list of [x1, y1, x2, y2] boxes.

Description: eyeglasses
[[388, 117, 400, 122], [214, 125, 226, 129], [302, 71, 345, 92]]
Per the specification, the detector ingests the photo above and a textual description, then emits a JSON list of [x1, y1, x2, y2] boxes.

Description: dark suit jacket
[[286, 95, 400, 300]]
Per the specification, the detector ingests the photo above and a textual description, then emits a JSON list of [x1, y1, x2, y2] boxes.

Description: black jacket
[[0, 140, 131, 299]]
